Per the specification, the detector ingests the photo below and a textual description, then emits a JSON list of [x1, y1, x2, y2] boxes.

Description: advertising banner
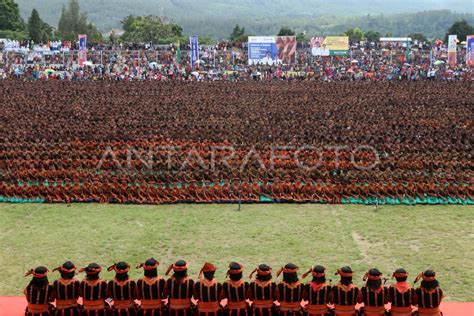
[[190, 35, 199, 66], [248, 36, 296, 65], [467, 35, 474, 66], [78, 34, 87, 67], [448, 34, 457, 66], [310, 36, 349, 56]]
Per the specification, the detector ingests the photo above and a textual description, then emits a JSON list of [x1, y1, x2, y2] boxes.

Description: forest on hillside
[[15, 0, 474, 39]]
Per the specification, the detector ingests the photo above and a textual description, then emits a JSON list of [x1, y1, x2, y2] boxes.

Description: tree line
[[0, 0, 101, 43], [230, 22, 473, 45]]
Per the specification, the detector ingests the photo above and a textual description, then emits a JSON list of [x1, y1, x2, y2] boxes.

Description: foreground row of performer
[[24, 260, 443, 316]]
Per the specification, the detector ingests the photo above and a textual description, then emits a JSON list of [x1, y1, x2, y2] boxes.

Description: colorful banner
[[78, 34, 87, 67], [448, 35, 457, 66], [467, 35, 474, 66], [248, 36, 296, 65], [310, 36, 349, 56], [276, 36, 297, 64], [190, 36, 199, 66], [176, 41, 181, 65]]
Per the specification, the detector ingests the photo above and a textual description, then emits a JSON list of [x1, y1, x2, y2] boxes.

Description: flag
[[429, 49, 433, 68], [405, 38, 411, 63], [78, 34, 87, 67], [448, 35, 457, 66], [467, 35, 474, 66], [190, 36, 199, 66], [176, 41, 181, 65]]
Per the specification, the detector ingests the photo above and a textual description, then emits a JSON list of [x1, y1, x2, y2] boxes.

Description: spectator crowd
[[1, 39, 472, 82]]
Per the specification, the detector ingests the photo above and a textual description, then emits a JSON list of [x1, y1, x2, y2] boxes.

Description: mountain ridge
[[15, 0, 474, 39]]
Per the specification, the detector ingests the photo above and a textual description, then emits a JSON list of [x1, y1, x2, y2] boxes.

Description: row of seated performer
[[5, 180, 472, 204], [24, 259, 443, 316]]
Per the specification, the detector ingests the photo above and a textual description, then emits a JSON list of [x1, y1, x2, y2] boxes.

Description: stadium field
[[0, 203, 472, 301]]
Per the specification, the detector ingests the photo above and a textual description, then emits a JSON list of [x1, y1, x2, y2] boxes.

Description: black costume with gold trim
[[248, 266, 276, 316], [24, 267, 54, 316], [80, 279, 108, 316], [387, 270, 414, 316], [360, 286, 388, 316], [331, 268, 360, 316], [414, 287, 443, 316], [136, 277, 165, 316], [275, 265, 304, 316], [222, 280, 249, 316], [413, 271, 443, 316], [304, 282, 331, 316], [164, 261, 195, 316], [275, 281, 304, 316], [194, 278, 222, 316], [107, 278, 138, 316], [79, 264, 108, 316], [52, 263, 80, 316], [107, 263, 137, 316], [194, 262, 222, 316], [136, 260, 166, 316], [331, 284, 360, 316], [248, 279, 276, 316], [301, 266, 331, 316], [24, 284, 54, 316], [222, 263, 249, 316], [53, 278, 81, 316], [359, 269, 388, 316]]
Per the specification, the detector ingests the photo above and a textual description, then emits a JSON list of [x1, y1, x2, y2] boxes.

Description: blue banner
[[248, 36, 278, 65], [79, 35, 87, 50], [190, 36, 199, 66], [248, 36, 297, 65], [467, 35, 474, 66], [78, 34, 87, 66]]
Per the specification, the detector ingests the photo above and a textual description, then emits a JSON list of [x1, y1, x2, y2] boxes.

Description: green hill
[[15, 0, 474, 39]]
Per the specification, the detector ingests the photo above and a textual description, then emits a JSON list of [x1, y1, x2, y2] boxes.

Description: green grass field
[[0, 203, 473, 301]]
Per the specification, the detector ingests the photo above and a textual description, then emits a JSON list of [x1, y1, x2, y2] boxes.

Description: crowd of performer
[[24, 259, 444, 316], [0, 80, 472, 204]]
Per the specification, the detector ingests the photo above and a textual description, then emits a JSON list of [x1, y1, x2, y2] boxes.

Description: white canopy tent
[[380, 37, 412, 42]]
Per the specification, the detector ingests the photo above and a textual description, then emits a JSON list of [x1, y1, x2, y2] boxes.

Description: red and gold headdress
[[165, 262, 188, 276], [249, 266, 272, 279], [414, 271, 436, 283], [363, 271, 382, 281], [24, 268, 49, 278], [392, 271, 408, 279], [78, 265, 102, 275], [302, 267, 326, 279], [136, 261, 159, 270], [52, 264, 76, 274], [335, 269, 353, 277], [107, 263, 130, 273], [226, 263, 244, 277], [199, 262, 217, 278], [276, 265, 299, 278]]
